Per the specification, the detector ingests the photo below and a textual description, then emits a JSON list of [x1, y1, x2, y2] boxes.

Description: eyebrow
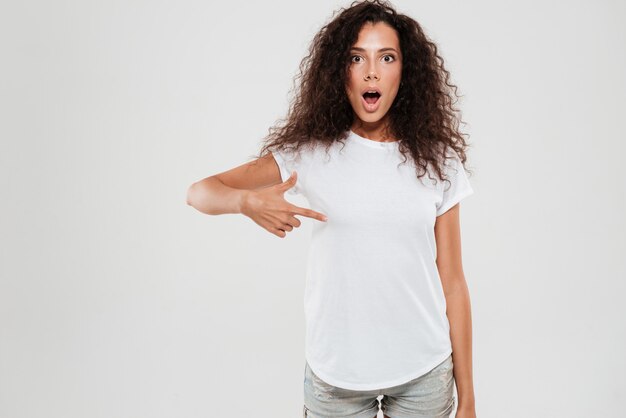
[[349, 47, 399, 53]]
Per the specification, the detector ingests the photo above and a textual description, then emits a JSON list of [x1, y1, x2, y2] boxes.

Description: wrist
[[457, 397, 476, 411], [238, 189, 252, 215]]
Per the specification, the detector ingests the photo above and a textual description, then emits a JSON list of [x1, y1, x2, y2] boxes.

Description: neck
[[350, 122, 396, 142]]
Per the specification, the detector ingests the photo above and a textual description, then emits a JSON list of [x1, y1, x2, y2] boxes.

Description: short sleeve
[[435, 151, 474, 217], [270, 146, 307, 196]]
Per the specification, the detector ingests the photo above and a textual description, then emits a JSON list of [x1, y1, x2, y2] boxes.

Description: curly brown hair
[[254, 0, 473, 185]]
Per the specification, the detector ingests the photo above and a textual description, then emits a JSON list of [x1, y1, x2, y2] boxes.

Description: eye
[[350, 54, 396, 63]]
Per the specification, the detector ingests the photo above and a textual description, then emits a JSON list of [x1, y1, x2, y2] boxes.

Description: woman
[[186, 1, 477, 417]]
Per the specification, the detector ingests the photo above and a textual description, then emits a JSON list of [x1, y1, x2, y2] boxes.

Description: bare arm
[[186, 153, 327, 237], [435, 204, 476, 417], [186, 153, 281, 215]]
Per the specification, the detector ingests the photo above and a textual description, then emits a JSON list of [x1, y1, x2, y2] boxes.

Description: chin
[[355, 110, 389, 123], [358, 115, 383, 123]]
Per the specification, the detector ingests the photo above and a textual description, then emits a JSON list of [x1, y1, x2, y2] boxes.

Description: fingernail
[[322, 216, 328, 222]]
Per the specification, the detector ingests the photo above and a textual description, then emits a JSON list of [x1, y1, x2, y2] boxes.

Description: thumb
[[279, 171, 298, 192]]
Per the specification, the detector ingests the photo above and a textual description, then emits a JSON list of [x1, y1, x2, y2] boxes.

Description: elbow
[[186, 177, 220, 215], [186, 183, 196, 207]]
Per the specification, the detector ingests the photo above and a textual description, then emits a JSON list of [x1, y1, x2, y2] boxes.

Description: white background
[[1, 1, 624, 417]]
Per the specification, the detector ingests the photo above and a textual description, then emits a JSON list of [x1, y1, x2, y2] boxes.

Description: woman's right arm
[[186, 153, 327, 237], [186, 153, 279, 215]]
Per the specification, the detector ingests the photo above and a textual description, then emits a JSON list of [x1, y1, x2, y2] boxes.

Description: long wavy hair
[[254, 0, 473, 185]]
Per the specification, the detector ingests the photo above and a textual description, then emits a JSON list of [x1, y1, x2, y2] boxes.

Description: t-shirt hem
[[270, 150, 289, 182], [270, 150, 299, 195], [436, 188, 474, 217], [305, 348, 453, 391]]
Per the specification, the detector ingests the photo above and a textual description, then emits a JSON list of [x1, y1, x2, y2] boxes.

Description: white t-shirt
[[271, 129, 474, 391]]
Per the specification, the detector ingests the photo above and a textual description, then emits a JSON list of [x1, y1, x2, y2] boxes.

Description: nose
[[364, 59, 379, 81], [364, 71, 379, 81]]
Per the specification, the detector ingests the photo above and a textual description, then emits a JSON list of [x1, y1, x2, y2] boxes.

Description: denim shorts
[[303, 354, 456, 418]]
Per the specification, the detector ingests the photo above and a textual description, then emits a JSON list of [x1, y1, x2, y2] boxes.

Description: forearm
[[445, 280, 476, 410], [186, 176, 250, 215]]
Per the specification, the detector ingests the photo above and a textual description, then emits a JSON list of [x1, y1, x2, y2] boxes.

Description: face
[[345, 21, 403, 131]]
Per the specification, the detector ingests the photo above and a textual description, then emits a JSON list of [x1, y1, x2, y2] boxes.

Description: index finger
[[289, 204, 328, 222]]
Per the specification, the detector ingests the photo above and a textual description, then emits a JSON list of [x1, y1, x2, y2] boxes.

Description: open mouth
[[362, 91, 381, 105]]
